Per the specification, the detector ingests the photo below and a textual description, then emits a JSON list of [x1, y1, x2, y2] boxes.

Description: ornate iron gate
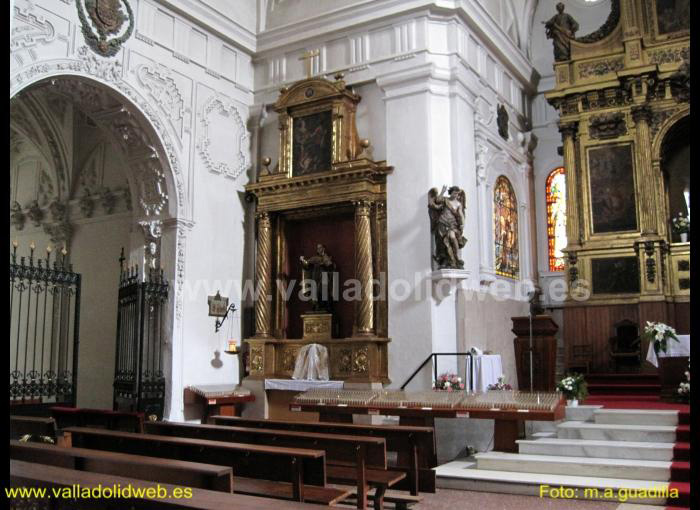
[[112, 253, 168, 419], [9, 244, 81, 412]]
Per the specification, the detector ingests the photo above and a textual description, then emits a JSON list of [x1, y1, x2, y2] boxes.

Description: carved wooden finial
[[261, 157, 272, 176]]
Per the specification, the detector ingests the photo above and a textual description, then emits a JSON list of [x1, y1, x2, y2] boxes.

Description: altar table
[[465, 354, 503, 392], [184, 384, 254, 423], [645, 335, 690, 368]]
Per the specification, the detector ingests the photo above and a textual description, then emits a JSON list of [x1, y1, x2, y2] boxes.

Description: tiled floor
[[413, 488, 620, 509]]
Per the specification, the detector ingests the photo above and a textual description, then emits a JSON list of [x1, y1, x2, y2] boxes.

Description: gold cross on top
[[299, 49, 320, 79]]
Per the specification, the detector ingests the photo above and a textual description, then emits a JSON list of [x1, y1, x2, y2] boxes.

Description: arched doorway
[[10, 75, 180, 418]]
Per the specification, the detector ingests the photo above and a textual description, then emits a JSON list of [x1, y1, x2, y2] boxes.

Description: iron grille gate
[[9, 245, 81, 412], [112, 259, 168, 420]]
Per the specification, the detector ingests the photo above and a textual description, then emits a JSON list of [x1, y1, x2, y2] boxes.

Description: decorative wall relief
[[588, 144, 637, 233], [133, 161, 168, 217], [11, 7, 56, 52], [79, 191, 95, 218], [136, 64, 186, 141], [10, 202, 26, 231], [76, 0, 135, 57], [27, 200, 44, 226], [197, 95, 251, 180], [578, 58, 624, 78], [589, 112, 627, 139], [591, 257, 640, 294]]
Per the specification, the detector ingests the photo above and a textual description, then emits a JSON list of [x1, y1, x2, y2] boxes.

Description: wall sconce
[[207, 291, 236, 333]]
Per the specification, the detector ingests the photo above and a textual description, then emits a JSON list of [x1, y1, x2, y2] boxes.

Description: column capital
[[353, 199, 373, 214], [558, 121, 579, 139], [631, 103, 653, 123]]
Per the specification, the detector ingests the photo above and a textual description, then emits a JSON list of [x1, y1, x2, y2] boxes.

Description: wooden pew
[[10, 459, 332, 510], [146, 421, 407, 510], [10, 415, 57, 442], [51, 407, 144, 433], [63, 427, 343, 505], [210, 415, 437, 494], [10, 440, 233, 492]]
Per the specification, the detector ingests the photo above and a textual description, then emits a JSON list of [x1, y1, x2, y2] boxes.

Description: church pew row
[[209, 415, 437, 494], [10, 415, 57, 442], [62, 427, 346, 504], [10, 440, 233, 492], [51, 406, 144, 433], [145, 421, 409, 510], [9, 459, 333, 510]]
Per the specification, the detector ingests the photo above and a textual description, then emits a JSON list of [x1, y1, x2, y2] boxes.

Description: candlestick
[[12, 240, 18, 248], [30, 241, 35, 251]]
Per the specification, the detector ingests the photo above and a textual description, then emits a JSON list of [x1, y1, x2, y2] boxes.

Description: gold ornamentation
[[339, 348, 353, 374], [281, 347, 300, 372], [352, 347, 369, 374], [250, 347, 264, 373], [302, 313, 332, 341], [578, 58, 624, 78], [589, 112, 626, 139]]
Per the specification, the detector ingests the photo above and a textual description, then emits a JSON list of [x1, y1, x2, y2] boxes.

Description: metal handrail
[[400, 352, 474, 391]]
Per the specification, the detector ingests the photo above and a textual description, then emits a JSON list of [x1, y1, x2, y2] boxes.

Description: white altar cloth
[[264, 379, 344, 391], [646, 334, 690, 368], [465, 354, 503, 393]]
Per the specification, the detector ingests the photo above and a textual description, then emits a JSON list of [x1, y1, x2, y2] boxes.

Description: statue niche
[[300, 243, 336, 313], [428, 186, 467, 269]]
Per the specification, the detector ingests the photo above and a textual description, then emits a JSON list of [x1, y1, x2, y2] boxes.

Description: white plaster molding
[[430, 268, 471, 281], [135, 63, 187, 146], [10, 5, 55, 52], [196, 94, 251, 181]]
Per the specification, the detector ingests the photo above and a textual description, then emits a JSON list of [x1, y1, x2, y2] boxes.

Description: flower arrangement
[[433, 372, 464, 391], [671, 212, 690, 234], [643, 321, 679, 354], [678, 360, 690, 401], [487, 375, 512, 391], [556, 373, 588, 402]]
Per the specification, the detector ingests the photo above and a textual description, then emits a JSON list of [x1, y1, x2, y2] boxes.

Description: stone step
[[565, 405, 602, 422], [557, 421, 677, 443], [435, 460, 670, 505], [475, 452, 670, 481], [531, 431, 556, 439], [516, 438, 675, 461], [594, 409, 678, 426]]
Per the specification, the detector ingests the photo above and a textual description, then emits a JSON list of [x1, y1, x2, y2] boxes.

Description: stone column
[[254, 212, 273, 337], [559, 122, 580, 247], [631, 104, 657, 235], [475, 138, 494, 285], [354, 200, 374, 336]]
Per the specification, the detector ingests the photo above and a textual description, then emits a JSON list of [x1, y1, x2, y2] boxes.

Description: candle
[[47, 245, 53, 253], [61, 246, 68, 256], [30, 241, 36, 251], [12, 240, 18, 248], [227, 340, 237, 352]]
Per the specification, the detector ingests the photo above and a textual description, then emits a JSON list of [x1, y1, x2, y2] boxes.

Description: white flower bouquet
[[671, 213, 690, 234], [678, 360, 690, 401], [643, 321, 679, 354], [556, 373, 588, 401]]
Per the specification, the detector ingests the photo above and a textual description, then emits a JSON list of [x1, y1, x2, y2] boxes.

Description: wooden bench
[[10, 459, 332, 510], [10, 415, 57, 442], [210, 415, 437, 494], [10, 440, 233, 492], [63, 426, 336, 504], [51, 407, 144, 433], [146, 421, 406, 510]]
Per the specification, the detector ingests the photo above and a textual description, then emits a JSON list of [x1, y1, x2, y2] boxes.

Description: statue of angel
[[428, 186, 467, 269]]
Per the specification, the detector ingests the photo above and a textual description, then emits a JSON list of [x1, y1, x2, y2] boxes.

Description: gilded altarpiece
[[545, 0, 689, 372], [245, 76, 392, 383]]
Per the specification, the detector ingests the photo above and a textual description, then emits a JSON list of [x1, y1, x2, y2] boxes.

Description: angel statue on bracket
[[428, 186, 467, 269]]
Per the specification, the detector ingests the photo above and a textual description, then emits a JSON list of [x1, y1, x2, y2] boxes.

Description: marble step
[[557, 421, 677, 443], [435, 460, 670, 505], [475, 452, 670, 481], [531, 431, 556, 439], [594, 409, 678, 426], [517, 438, 675, 461], [565, 405, 603, 422]]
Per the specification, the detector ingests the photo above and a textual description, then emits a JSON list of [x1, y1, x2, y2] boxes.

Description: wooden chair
[[567, 344, 592, 374], [608, 319, 641, 372]]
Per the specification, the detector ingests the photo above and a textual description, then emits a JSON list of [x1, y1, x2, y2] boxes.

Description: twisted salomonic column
[[631, 104, 657, 235], [254, 212, 273, 337], [559, 121, 580, 247], [354, 200, 374, 336]]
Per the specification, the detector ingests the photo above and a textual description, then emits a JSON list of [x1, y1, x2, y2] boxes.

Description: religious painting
[[546, 167, 567, 272], [292, 110, 332, 176], [591, 257, 640, 294], [494, 176, 519, 279], [588, 144, 637, 234], [655, 0, 689, 35]]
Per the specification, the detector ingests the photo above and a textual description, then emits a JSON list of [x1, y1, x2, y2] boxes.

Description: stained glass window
[[494, 176, 519, 279], [546, 167, 567, 272]]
